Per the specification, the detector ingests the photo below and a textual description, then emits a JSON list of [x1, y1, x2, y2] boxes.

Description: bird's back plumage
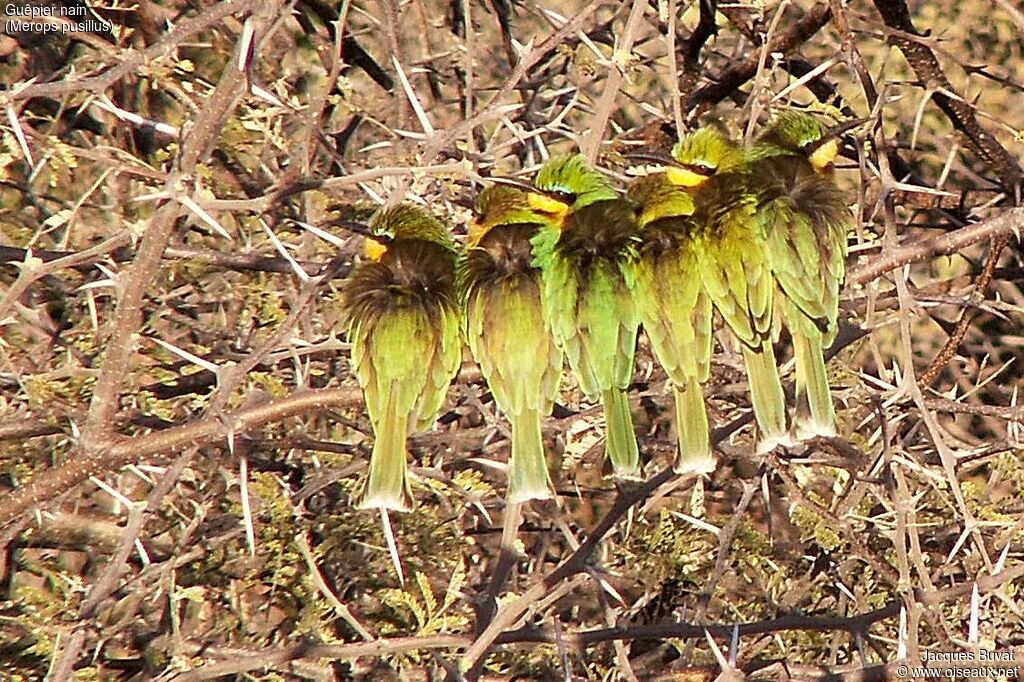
[[345, 206, 461, 510], [458, 186, 562, 501], [749, 111, 852, 438], [530, 154, 642, 477]]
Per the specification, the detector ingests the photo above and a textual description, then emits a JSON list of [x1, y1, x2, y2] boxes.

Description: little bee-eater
[[628, 165, 715, 473], [343, 205, 461, 511], [457, 186, 563, 502], [667, 129, 791, 452], [748, 112, 850, 439], [529, 154, 643, 478]]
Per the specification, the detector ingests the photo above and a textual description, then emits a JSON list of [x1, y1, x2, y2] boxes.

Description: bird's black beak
[[328, 219, 378, 239], [622, 149, 680, 167], [803, 116, 870, 155], [452, 194, 476, 210], [490, 177, 536, 192]]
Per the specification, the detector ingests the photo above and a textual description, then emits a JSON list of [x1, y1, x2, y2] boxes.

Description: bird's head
[[667, 128, 745, 188], [468, 184, 546, 246], [527, 154, 620, 222], [365, 204, 453, 261], [758, 111, 846, 173], [627, 173, 695, 228]]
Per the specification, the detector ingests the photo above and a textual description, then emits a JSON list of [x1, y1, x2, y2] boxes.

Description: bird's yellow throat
[[526, 192, 570, 220], [809, 139, 839, 173], [665, 166, 710, 188], [364, 237, 389, 262]]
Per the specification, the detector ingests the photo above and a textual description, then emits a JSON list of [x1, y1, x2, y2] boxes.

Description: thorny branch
[[0, 387, 363, 529], [872, 0, 1024, 197], [161, 564, 1024, 679]]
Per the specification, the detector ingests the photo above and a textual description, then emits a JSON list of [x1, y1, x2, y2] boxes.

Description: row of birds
[[341, 111, 852, 511]]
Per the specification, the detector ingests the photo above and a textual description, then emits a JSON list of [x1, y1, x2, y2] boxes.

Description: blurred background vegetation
[[0, 0, 1022, 679]]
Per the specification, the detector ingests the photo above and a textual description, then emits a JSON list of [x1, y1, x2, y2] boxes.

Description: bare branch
[[848, 208, 1024, 286]]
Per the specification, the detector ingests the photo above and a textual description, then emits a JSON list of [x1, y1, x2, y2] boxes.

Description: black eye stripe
[[546, 188, 575, 202], [680, 162, 715, 175]]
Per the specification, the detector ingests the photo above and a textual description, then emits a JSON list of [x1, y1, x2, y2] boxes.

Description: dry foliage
[[1, 0, 1023, 680]]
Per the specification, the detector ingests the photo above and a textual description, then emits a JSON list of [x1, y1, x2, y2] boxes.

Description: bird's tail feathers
[[356, 400, 414, 512], [741, 340, 793, 453], [791, 319, 837, 440], [673, 379, 715, 474], [507, 409, 555, 503], [602, 388, 641, 478]]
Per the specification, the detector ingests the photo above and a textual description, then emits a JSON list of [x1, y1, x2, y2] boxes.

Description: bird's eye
[[682, 162, 716, 176], [548, 188, 576, 203]]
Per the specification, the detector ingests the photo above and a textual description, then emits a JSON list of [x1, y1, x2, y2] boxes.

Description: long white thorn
[[392, 57, 434, 136], [380, 508, 405, 584], [239, 453, 256, 558]]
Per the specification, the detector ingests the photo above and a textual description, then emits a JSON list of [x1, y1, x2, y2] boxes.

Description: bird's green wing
[[635, 234, 712, 384], [574, 259, 639, 395], [753, 154, 850, 344], [351, 308, 437, 431], [534, 243, 587, 394], [696, 198, 773, 348], [414, 304, 461, 432], [760, 196, 844, 336], [464, 273, 562, 415], [350, 308, 441, 510]]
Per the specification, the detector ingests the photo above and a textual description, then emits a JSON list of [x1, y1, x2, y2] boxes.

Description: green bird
[[528, 154, 642, 478], [627, 169, 714, 473], [748, 112, 850, 439], [457, 185, 563, 502], [343, 204, 462, 511], [666, 129, 791, 452]]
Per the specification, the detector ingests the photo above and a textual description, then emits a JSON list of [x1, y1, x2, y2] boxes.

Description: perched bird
[[343, 205, 461, 511], [666, 129, 790, 452], [748, 112, 850, 439], [628, 165, 715, 473], [528, 154, 642, 478], [457, 185, 563, 502]]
